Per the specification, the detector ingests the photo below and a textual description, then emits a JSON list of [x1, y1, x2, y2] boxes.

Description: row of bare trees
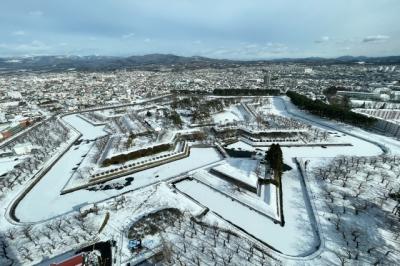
[[313, 155, 400, 265], [82, 112, 106, 123], [2, 209, 99, 264], [0, 119, 71, 194], [152, 213, 279, 265]]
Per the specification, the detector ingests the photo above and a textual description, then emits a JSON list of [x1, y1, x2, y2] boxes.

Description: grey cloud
[[362, 35, 390, 43], [122, 33, 135, 39], [314, 36, 330, 43]]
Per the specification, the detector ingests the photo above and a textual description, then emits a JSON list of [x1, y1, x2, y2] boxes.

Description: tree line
[[102, 143, 171, 166], [169, 110, 183, 128], [213, 88, 281, 96], [171, 88, 281, 96], [286, 91, 377, 127]]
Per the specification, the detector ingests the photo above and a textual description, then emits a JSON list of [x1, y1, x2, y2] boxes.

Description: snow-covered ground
[[212, 105, 247, 124], [4, 96, 400, 265], [95, 183, 281, 266], [63, 114, 107, 140], [303, 156, 400, 265], [192, 169, 279, 220], [15, 146, 222, 222], [0, 156, 23, 177], [175, 174, 318, 256], [272, 96, 400, 154], [173, 96, 387, 257], [211, 158, 259, 188]]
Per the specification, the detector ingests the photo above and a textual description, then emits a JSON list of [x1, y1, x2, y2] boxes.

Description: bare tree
[[22, 225, 35, 243], [4, 228, 16, 240]]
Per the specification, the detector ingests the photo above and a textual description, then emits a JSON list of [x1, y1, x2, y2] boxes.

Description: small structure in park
[[128, 239, 142, 251]]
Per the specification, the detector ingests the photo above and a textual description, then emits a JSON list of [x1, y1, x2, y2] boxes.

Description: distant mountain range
[[0, 54, 399, 73], [271, 55, 400, 64]]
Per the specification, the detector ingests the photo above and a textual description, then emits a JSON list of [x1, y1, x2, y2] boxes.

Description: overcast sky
[[1, 0, 399, 59]]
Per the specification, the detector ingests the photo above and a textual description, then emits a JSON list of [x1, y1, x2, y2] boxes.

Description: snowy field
[[176, 143, 362, 257], [192, 169, 279, 220], [15, 147, 222, 222], [63, 114, 107, 140], [173, 97, 388, 257], [303, 156, 400, 265], [212, 105, 247, 124], [96, 183, 281, 266], [211, 132, 383, 256], [228, 134, 382, 158], [176, 176, 318, 256], [272, 97, 400, 154], [211, 158, 259, 188], [0, 157, 23, 178], [14, 114, 222, 222], [4, 96, 400, 265]]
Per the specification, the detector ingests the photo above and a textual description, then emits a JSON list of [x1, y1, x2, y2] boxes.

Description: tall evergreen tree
[[266, 143, 283, 180]]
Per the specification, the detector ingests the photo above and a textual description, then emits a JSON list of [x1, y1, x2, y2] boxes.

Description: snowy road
[[273, 96, 400, 154]]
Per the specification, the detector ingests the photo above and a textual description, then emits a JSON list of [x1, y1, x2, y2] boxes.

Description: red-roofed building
[[50, 254, 85, 266]]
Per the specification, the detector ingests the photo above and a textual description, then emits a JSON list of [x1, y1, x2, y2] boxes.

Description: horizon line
[[1, 53, 400, 61]]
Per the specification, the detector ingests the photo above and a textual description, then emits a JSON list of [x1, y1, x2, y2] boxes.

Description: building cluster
[[355, 108, 400, 138], [290, 65, 400, 102], [0, 63, 399, 141]]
